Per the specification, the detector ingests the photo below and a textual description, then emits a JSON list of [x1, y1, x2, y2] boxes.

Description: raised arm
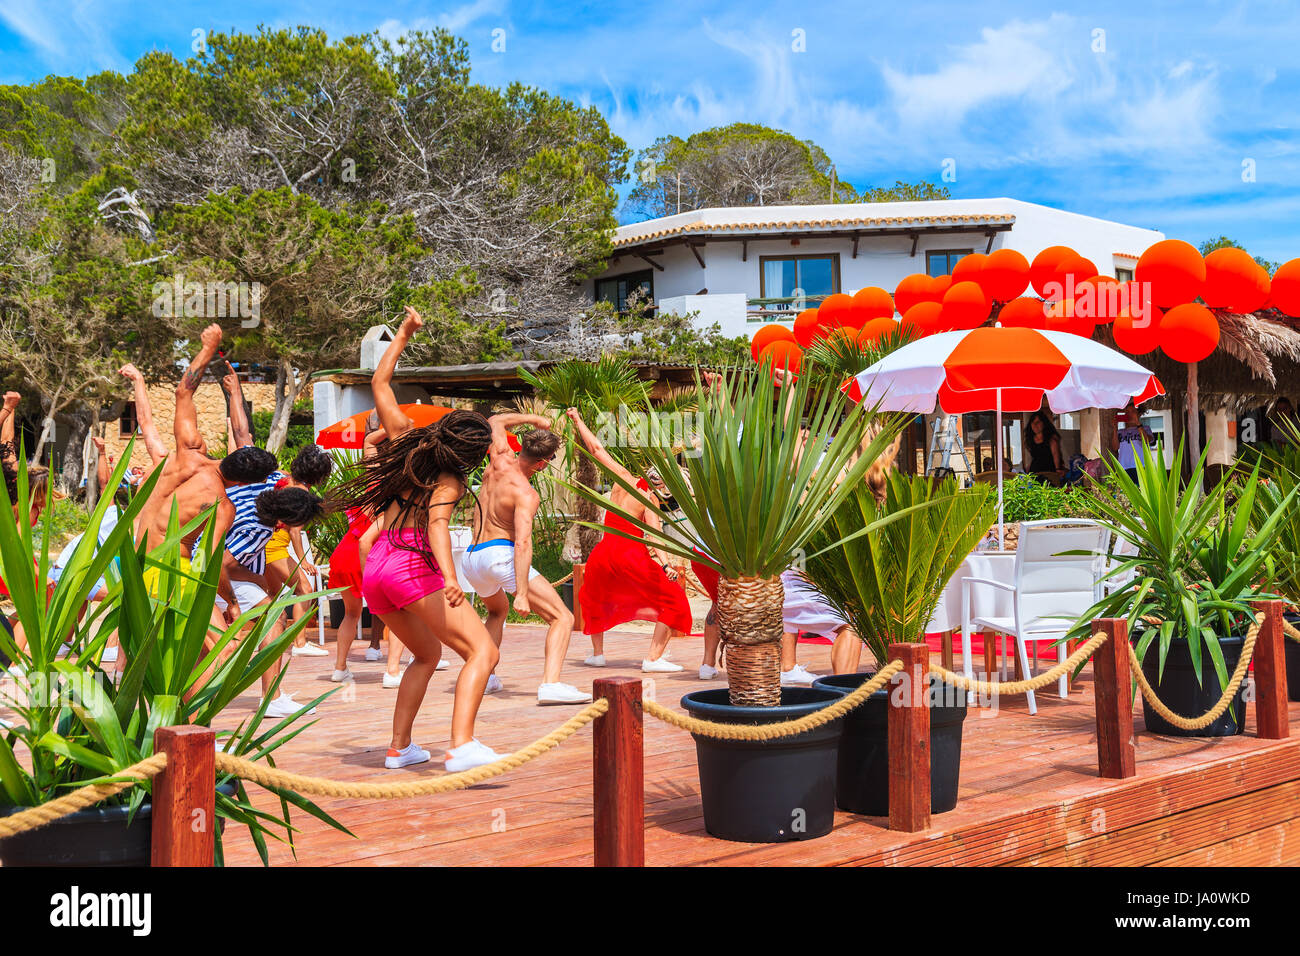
[[92, 437, 111, 495], [1, 392, 19, 465], [564, 407, 637, 488], [222, 363, 253, 449], [371, 307, 421, 440], [119, 364, 167, 464], [488, 412, 551, 459], [175, 324, 223, 460], [362, 425, 388, 460]]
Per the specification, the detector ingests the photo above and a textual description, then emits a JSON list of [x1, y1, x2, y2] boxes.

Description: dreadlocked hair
[[327, 410, 493, 570]]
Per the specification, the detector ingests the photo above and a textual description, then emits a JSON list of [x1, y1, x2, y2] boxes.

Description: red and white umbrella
[[844, 326, 1164, 548]]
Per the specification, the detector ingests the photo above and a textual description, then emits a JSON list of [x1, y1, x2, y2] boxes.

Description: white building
[[587, 198, 1172, 475]]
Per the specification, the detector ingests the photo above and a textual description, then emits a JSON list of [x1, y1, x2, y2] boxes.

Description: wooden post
[[593, 677, 644, 866], [572, 562, 585, 633], [1250, 600, 1290, 740], [1093, 618, 1136, 779], [152, 725, 216, 867], [888, 642, 931, 833]]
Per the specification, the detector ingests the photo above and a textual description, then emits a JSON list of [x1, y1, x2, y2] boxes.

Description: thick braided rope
[[1125, 613, 1260, 731], [642, 661, 903, 740], [1284, 618, 1300, 644], [0, 753, 168, 839], [929, 631, 1109, 696], [549, 571, 573, 588], [213, 698, 608, 798]]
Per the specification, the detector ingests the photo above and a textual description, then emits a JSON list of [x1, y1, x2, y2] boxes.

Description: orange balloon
[[997, 296, 1048, 328], [1074, 275, 1123, 324], [1272, 259, 1300, 317], [1031, 246, 1076, 297], [793, 308, 821, 348], [1203, 248, 1270, 313], [1051, 255, 1098, 299], [942, 280, 991, 330], [1135, 239, 1206, 308], [950, 253, 987, 290], [928, 274, 954, 301], [1043, 298, 1097, 338], [900, 301, 947, 337], [750, 324, 796, 362], [893, 273, 933, 316], [817, 293, 858, 331], [982, 249, 1031, 301], [857, 316, 900, 345], [851, 286, 895, 320], [760, 339, 803, 377], [1112, 304, 1164, 355], [1160, 303, 1219, 362]]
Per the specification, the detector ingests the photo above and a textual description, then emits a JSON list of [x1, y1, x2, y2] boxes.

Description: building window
[[1115, 267, 1134, 283], [119, 402, 138, 439], [595, 269, 654, 313], [758, 254, 840, 310], [926, 249, 974, 277]]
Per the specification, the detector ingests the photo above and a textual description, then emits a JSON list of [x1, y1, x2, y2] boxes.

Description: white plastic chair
[[961, 519, 1111, 714], [1098, 531, 1139, 601]]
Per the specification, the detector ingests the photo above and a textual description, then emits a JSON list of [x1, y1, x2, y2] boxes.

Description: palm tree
[[563, 363, 909, 706], [520, 357, 652, 562]]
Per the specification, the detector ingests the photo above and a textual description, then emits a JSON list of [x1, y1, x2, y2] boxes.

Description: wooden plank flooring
[[211, 624, 1300, 866]]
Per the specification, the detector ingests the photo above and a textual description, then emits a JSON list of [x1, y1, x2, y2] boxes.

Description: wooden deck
[[219, 625, 1300, 867]]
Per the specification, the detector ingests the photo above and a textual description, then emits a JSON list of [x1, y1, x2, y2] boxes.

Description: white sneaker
[[445, 738, 502, 772], [364, 647, 382, 662], [382, 671, 403, 689], [330, 668, 353, 683], [643, 657, 684, 673], [435, 657, 449, 671], [537, 682, 593, 705], [265, 694, 317, 719], [385, 742, 430, 769], [485, 674, 504, 694], [583, 654, 606, 667], [780, 664, 819, 687], [292, 642, 329, 658], [698, 664, 719, 680]]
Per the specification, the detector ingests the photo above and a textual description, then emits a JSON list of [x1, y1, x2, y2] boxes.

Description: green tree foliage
[[1198, 236, 1279, 276]]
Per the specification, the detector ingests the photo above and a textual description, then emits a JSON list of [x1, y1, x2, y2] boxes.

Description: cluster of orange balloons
[[751, 286, 902, 377]]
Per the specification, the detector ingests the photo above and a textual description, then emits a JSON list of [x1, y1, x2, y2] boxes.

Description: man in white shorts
[[779, 567, 862, 685], [463, 414, 590, 705]]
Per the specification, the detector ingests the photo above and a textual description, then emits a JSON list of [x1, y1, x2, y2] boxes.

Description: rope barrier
[[928, 632, 1110, 696], [0, 753, 168, 839], [1284, 618, 1300, 644], [212, 698, 608, 798], [642, 661, 903, 740], [1125, 613, 1261, 732], [549, 571, 573, 588]]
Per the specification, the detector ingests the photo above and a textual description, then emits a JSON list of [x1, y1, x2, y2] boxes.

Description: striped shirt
[[224, 471, 285, 574]]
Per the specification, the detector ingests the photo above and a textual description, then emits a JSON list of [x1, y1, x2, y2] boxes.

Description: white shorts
[[215, 576, 272, 612], [781, 568, 848, 639], [460, 539, 540, 598]]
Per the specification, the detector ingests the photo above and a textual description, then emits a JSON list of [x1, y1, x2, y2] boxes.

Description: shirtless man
[[133, 324, 279, 628], [460, 414, 590, 705]]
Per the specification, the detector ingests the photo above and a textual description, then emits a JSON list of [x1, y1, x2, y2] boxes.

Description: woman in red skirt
[[566, 408, 692, 673]]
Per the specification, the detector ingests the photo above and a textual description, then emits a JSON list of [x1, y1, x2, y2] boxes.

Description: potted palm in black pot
[[0, 450, 348, 866], [1252, 421, 1300, 701], [565, 365, 909, 842], [803, 473, 994, 815], [1067, 444, 1295, 737]]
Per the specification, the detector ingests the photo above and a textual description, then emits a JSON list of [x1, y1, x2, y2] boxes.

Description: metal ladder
[[926, 414, 974, 478]]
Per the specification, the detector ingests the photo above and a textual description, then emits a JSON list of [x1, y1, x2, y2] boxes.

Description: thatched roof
[[1094, 307, 1300, 410]]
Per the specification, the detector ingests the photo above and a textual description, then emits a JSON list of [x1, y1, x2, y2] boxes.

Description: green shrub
[[999, 474, 1113, 524]]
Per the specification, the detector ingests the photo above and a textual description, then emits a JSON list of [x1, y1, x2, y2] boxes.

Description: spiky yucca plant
[[564, 363, 915, 706]]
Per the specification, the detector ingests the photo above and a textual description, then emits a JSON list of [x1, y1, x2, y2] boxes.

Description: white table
[[926, 551, 1017, 672]]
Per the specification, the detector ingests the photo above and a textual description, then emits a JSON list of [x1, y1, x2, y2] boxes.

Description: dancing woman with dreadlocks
[[335, 307, 502, 772]]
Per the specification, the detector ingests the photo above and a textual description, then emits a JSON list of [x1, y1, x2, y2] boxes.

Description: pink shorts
[[361, 529, 445, 616]]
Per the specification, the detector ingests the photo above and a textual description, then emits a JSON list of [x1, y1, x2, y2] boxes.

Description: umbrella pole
[[997, 389, 1004, 551]]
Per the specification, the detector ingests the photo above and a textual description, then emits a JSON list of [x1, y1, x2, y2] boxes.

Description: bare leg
[[480, 589, 509, 656], [700, 606, 720, 668], [647, 621, 671, 662], [524, 577, 574, 684], [781, 632, 798, 671], [831, 625, 863, 674], [590, 631, 605, 657], [385, 626, 405, 678], [334, 590, 362, 671]]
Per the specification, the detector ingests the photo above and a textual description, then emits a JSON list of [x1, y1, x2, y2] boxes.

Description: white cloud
[[1168, 59, 1194, 79], [375, 0, 507, 43], [0, 0, 67, 57]]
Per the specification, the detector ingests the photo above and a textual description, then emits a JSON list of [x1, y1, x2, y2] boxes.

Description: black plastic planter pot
[[1137, 631, 1247, 737], [812, 672, 967, 816], [560, 582, 575, 613], [681, 687, 844, 843], [1285, 612, 1300, 704]]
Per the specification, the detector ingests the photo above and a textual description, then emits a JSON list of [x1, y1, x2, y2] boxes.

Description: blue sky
[[3, 1, 1298, 260]]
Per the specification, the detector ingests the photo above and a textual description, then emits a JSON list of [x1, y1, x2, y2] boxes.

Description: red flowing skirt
[[580, 533, 693, 636]]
